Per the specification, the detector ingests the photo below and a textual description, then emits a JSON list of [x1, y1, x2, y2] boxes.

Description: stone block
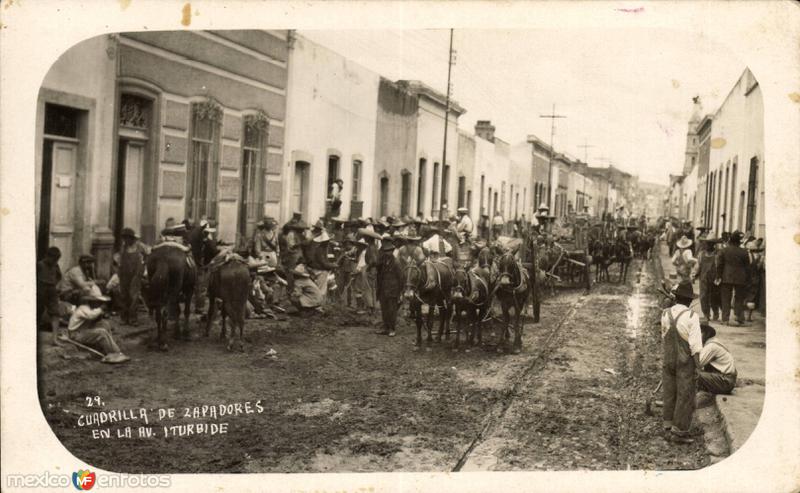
[[161, 170, 185, 198], [219, 176, 241, 202], [163, 135, 188, 164], [221, 144, 241, 171], [223, 114, 242, 141], [164, 100, 189, 130]]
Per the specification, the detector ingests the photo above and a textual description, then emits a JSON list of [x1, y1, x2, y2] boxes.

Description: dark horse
[[403, 258, 454, 349], [451, 265, 492, 350], [144, 244, 196, 350], [205, 258, 250, 351], [494, 252, 532, 353], [615, 237, 634, 283]]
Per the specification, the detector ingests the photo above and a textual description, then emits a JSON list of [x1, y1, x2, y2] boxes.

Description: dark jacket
[[307, 241, 337, 271], [376, 250, 404, 299], [717, 244, 750, 285]]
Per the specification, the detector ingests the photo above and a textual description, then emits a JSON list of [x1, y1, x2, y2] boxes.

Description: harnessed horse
[[144, 243, 196, 351], [494, 252, 531, 353], [403, 259, 454, 349], [451, 265, 492, 350]]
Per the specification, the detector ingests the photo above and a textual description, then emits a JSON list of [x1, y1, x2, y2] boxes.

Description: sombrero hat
[[675, 235, 693, 249], [358, 227, 381, 239]]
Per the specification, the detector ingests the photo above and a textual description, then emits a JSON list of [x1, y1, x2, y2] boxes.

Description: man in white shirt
[[456, 207, 474, 244], [422, 229, 453, 257], [698, 324, 737, 394], [67, 293, 130, 364], [660, 280, 703, 443], [491, 212, 505, 240]]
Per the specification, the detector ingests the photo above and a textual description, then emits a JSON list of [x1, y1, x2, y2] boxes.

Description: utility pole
[[440, 28, 455, 220], [540, 104, 566, 213], [578, 140, 594, 212]]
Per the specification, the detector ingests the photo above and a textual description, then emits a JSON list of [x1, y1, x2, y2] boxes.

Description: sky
[[301, 28, 748, 186]]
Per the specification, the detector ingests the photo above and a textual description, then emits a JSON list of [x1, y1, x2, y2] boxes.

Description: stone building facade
[[36, 31, 290, 276]]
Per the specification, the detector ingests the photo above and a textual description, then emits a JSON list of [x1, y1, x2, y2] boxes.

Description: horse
[[451, 265, 492, 350], [590, 239, 615, 283], [494, 252, 531, 353], [205, 258, 250, 351], [614, 237, 634, 283], [403, 258, 455, 349], [144, 244, 196, 350]]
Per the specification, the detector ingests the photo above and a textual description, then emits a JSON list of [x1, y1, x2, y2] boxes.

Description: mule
[[205, 260, 250, 351], [451, 266, 492, 350], [403, 259, 454, 349], [144, 244, 196, 350], [494, 252, 531, 353], [615, 238, 633, 283]]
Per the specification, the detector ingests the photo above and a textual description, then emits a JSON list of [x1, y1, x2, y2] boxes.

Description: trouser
[[312, 269, 329, 298], [379, 296, 399, 331], [697, 366, 737, 394], [699, 281, 721, 320], [355, 270, 376, 310], [119, 272, 142, 324], [194, 268, 208, 312], [662, 325, 695, 433], [70, 320, 121, 355], [719, 283, 745, 322]]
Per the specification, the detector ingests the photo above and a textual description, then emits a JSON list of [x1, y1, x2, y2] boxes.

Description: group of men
[[659, 221, 765, 445], [670, 227, 766, 326]]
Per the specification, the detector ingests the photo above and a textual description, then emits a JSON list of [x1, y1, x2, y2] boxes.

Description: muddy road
[[39, 257, 713, 473]]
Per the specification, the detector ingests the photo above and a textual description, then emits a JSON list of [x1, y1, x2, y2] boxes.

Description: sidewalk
[[657, 242, 765, 453]]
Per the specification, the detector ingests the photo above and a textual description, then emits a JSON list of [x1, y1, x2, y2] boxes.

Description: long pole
[[578, 140, 594, 212], [440, 28, 455, 221], [540, 105, 566, 213]]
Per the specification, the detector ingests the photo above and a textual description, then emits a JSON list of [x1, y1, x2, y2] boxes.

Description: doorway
[[38, 103, 82, 268], [292, 161, 310, 219], [114, 139, 146, 245]]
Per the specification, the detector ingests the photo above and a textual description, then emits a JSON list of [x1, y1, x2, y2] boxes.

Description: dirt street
[[39, 257, 713, 473]]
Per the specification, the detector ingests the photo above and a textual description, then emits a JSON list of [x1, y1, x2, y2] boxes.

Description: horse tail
[[150, 259, 169, 304]]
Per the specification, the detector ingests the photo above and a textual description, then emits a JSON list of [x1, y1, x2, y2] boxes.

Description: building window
[[441, 164, 450, 212], [746, 157, 758, 233], [417, 158, 426, 215], [480, 175, 485, 215], [44, 103, 80, 138], [238, 114, 267, 237], [401, 171, 412, 216], [379, 176, 389, 217], [432, 162, 440, 214], [457, 176, 466, 208], [187, 99, 222, 222], [327, 155, 340, 196], [351, 159, 362, 201], [729, 160, 737, 231]]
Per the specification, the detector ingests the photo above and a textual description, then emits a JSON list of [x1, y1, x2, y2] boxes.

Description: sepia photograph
[[3, 1, 799, 491]]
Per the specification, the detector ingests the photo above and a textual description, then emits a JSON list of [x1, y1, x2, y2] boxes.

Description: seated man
[[289, 264, 324, 316], [59, 254, 101, 304], [697, 323, 737, 394], [67, 293, 130, 364]]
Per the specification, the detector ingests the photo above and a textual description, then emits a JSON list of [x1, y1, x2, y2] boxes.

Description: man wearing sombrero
[[660, 280, 703, 443], [456, 207, 473, 245], [306, 221, 338, 298], [376, 235, 403, 337], [716, 230, 751, 326], [118, 228, 150, 326], [671, 235, 696, 284], [693, 234, 722, 321], [67, 292, 130, 364], [253, 216, 280, 268]]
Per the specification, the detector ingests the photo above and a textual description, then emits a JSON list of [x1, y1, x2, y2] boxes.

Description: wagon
[[540, 215, 592, 291]]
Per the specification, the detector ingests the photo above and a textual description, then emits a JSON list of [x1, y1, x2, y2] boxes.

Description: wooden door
[[122, 140, 144, 234], [49, 141, 78, 270], [292, 161, 309, 219]]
